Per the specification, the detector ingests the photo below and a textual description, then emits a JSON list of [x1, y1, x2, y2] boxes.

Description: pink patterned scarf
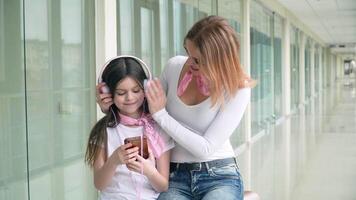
[[177, 69, 210, 96], [118, 113, 165, 158]]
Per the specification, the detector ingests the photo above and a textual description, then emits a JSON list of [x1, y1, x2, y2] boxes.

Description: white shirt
[[99, 124, 174, 200], [152, 56, 251, 163]]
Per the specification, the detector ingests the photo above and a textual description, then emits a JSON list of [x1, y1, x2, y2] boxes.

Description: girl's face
[[114, 77, 145, 118]]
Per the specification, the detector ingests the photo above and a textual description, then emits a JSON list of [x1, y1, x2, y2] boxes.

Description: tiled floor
[[247, 76, 356, 200]]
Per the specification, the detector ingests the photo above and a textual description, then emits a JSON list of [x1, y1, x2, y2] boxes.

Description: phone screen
[[124, 136, 149, 159]]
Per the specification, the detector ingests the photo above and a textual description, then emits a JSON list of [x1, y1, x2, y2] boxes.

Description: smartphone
[[124, 136, 149, 159]]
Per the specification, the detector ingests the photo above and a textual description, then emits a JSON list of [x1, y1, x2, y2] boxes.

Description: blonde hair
[[185, 15, 255, 107]]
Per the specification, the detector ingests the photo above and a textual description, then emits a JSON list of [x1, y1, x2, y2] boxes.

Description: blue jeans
[[157, 159, 244, 200]]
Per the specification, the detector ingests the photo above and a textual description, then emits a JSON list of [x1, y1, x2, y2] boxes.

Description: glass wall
[[218, 0, 244, 147], [314, 45, 319, 93], [0, 0, 28, 199], [250, 0, 273, 135], [304, 38, 311, 101], [273, 14, 283, 119], [290, 26, 300, 111], [0, 0, 97, 199]]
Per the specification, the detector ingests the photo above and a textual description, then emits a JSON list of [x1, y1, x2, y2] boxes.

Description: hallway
[[246, 76, 356, 200], [292, 76, 356, 200]]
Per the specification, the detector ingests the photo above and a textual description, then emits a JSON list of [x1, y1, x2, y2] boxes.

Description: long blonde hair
[[185, 15, 254, 107]]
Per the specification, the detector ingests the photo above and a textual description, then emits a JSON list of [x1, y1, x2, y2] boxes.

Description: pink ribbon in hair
[[119, 113, 165, 158], [177, 69, 210, 96]]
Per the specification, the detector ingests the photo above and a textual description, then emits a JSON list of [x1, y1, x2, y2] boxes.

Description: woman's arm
[[146, 79, 250, 158], [93, 144, 138, 190]]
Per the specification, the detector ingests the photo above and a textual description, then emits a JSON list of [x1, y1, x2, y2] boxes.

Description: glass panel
[[198, 0, 215, 15], [141, 7, 156, 75], [159, 0, 173, 70], [305, 39, 311, 100], [314, 46, 319, 93], [119, 0, 134, 55], [273, 14, 283, 119], [250, 0, 273, 135], [218, 0, 242, 33], [290, 26, 300, 111], [0, 0, 28, 199], [118, 0, 161, 75], [25, 0, 96, 199], [217, 0, 245, 147], [173, 0, 199, 55]]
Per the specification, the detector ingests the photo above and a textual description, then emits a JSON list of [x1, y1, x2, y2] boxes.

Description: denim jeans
[[157, 160, 244, 200]]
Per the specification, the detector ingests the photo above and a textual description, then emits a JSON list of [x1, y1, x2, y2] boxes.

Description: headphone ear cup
[[101, 84, 110, 94]]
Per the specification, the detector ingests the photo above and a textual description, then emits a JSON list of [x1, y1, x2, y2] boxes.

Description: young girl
[[85, 56, 174, 200]]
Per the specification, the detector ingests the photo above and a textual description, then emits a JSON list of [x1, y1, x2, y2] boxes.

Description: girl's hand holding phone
[[114, 143, 139, 165], [126, 148, 156, 177]]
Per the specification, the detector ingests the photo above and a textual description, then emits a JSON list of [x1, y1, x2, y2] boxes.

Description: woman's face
[[113, 77, 145, 118], [184, 40, 203, 76]]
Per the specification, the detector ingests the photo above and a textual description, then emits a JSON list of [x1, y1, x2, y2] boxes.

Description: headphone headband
[[97, 55, 152, 84]]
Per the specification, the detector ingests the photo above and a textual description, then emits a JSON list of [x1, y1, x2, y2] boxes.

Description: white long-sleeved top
[[152, 56, 251, 163]]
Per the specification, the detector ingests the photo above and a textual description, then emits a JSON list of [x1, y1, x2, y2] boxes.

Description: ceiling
[[276, 0, 356, 59]]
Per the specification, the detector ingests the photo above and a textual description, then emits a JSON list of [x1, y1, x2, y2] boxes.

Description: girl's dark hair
[[85, 57, 148, 167]]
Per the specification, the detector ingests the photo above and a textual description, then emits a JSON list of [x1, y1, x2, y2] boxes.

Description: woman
[[97, 16, 254, 200]]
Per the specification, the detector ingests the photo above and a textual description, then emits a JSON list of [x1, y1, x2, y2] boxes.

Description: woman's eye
[[133, 89, 141, 93], [194, 58, 199, 65]]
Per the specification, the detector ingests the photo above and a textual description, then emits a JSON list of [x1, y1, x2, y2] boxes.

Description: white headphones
[[98, 55, 152, 94]]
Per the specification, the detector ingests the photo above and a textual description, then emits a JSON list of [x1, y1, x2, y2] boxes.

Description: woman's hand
[[126, 148, 156, 177], [113, 143, 139, 165], [96, 82, 113, 113], [145, 79, 167, 114]]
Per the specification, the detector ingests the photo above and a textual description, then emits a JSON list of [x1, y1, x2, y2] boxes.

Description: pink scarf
[[177, 69, 210, 96], [119, 113, 165, 158]]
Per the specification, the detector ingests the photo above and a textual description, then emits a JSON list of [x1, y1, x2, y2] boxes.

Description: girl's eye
[[115, 92, 125, 96], [133, 89, 141, 93]]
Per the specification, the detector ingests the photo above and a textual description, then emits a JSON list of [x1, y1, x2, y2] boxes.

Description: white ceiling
[[276, 0, 356, 57]]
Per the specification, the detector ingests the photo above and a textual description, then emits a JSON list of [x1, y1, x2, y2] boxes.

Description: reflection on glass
[[305, 39, 311, 100], [250, 0, 273, 135], [290, 26, 300, 111], [217, 0, 245, 147], [0, 0, 4, 81], [141, 7, 155, 74], [119, 0, 134, 55], [314, 48, 319, 93], [273, 14, 283, 118], [159, 0, 171, 69], [0, 0, 28, 199], [218, 0, 242, 33], [24, 0, 96, 199], [61, 0, 85, 89], [198, 0, 215, 15]]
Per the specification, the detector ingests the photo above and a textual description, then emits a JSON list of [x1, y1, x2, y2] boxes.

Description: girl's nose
[[125, 92, 134, 100]]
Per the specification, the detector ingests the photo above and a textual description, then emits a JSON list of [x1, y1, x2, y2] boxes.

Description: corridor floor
[[247, 76, 356, 200]]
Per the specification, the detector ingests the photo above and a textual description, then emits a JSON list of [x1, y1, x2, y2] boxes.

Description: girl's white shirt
[[99, 123, 174, 200]]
